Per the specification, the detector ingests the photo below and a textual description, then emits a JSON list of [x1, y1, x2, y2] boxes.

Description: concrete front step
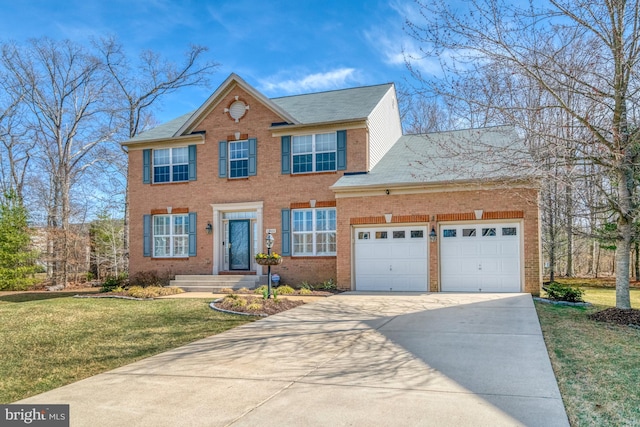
[[169, 275, 261, 292]]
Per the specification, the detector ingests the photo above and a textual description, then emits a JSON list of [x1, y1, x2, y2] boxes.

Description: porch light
[[430, 226, 437, 242], [205, 222, 213, 234]]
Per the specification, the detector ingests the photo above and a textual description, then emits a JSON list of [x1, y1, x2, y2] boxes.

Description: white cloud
[[260, 68, 358, 95]]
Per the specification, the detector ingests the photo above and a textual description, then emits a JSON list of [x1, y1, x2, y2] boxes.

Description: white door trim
[[211, 201, 263, 274]]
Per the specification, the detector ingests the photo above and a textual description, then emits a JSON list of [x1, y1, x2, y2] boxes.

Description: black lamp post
[[265, 232, 275, 298]]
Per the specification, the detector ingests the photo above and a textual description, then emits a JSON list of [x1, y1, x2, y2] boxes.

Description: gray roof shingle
[[270, 83, 393, 124], [125, 82, 393, 144], [332, 126, 534, 189], [128, 112, 195, 143]]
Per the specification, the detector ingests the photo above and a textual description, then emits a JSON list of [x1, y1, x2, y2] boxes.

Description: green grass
[[536, 284, 640, 426], [581, 287, 640, 307], [0, 293, 255, 403]]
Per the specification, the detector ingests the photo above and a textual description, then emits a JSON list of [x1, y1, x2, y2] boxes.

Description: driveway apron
[[17, 293, 569, 426]]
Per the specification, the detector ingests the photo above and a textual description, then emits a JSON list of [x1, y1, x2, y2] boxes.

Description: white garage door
[[440, 223, 521, 292], [355, 226, 428, 291]]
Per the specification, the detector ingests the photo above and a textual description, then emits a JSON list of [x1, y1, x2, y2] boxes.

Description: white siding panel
[[367, 86, 402, 170]]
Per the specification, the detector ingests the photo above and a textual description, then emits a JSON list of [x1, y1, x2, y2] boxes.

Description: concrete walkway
[[18, 293, 569, 426]]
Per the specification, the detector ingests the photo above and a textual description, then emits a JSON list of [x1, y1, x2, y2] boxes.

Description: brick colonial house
[[123, 73, 541, 293]]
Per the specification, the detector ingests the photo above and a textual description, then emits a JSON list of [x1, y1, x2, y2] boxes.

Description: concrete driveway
[[18, 293, 569, 426]]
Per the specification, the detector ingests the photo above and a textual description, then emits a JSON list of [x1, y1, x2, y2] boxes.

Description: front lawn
[[536, 283, 640, 426], [0, 293, 254, 403]]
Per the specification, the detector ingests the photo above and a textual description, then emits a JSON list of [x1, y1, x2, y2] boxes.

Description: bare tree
[[0, 62, 33, 201], [406, 0, 640, 309], [95, 37, 219, 270], [1, 38, 116, 287]]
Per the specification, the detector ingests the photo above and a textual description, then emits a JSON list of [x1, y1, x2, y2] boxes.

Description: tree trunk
[[615, 165, 632, 309], [595, 242, 600, 278], [633, 242, 640, 282], [565, 185, 573, 277]]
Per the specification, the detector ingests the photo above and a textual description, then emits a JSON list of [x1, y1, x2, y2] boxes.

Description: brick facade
[[126, 76, 542, 294], [128, 83, 368, 286], [335, 187, 541, 294]]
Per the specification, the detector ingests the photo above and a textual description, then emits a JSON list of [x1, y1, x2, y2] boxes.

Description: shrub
[[129, 270, 173, 288], [299, 288, 312, 295], [319, 279, 336, 291], [254, 285, 268, 294], [544, 282, 584, 302], [100, 273, 128, 292], [224, 294, 239, 301], [125, 286, 183, 298], [220, 288, 234, 294], [246, 303, 263, 311], [232, 298, 247, 308], [275, 285, 295, 294], [299, 281, 313, 291]]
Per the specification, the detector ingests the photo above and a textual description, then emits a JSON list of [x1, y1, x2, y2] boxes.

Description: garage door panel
[[461, 244, 480, 256], [480, 242, 499, 256], [501, 260, 519, 274], [355, 226, 428, 292], [441, 223, 521, 292]]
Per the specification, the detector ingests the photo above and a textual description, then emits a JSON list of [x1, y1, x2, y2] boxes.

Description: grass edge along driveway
[[535, 287, 640, 426], [0, 293, 255, 403]]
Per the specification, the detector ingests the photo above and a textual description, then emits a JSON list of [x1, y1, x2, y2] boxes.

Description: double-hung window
[[153, 147, 189, 183], [292, 132, 337, 173], [229, 140, 249, 178], [292, 208, 336, 255], [153, 214, 189, 257]]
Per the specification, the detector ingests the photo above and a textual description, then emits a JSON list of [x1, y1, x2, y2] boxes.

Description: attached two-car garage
[[353, 222, 522, 292]]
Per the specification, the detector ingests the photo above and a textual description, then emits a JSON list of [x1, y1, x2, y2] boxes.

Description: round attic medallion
[[228, 100, 248, 122]]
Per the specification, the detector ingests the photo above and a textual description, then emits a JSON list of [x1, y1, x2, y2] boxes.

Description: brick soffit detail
[[350, 211, 524, 225], [290, 201, 337, 209]]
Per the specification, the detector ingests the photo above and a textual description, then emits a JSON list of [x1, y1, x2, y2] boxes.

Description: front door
[[229, 220, 250, 270]]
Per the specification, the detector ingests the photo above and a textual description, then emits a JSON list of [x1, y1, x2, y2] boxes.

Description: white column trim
[[211, 201, 264, 275]]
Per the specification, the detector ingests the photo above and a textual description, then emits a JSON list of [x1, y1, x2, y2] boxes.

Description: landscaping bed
[[588, 307, 640, 327], [213, 294, 305, 316], [219, 285, 337, 297]]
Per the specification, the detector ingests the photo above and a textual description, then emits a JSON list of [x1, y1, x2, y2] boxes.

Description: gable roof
[[124, 74, 394, 145], [270, 83, 394, 124], [332, 126, 535, 190], [126, 112, 195, 143]]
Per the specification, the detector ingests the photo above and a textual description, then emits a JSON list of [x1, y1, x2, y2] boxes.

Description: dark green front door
[[229, 220, 250, 270]]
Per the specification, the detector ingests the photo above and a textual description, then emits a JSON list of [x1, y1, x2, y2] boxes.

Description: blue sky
[[0, 0, 431, 123]]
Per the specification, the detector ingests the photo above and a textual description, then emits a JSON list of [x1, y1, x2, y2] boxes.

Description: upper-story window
[[292, 132, 337, 173], [153, 147, 189, 183], [229, 140, 249, 178]]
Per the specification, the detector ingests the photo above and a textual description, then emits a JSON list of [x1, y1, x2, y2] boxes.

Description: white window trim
[[291, 132, 337, 174], [228, 140, 249, 179], [292, 207, 337, 256], [153, 214, 189, 258], [153, 147, 189, 183]]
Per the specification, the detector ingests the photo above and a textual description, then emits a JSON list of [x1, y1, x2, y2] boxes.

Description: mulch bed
[[588, 308, 640, 327], [214, 296, 305, 316]]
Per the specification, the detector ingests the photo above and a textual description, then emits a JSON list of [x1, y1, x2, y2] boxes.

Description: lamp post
[[265, 232, 275, 298]]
